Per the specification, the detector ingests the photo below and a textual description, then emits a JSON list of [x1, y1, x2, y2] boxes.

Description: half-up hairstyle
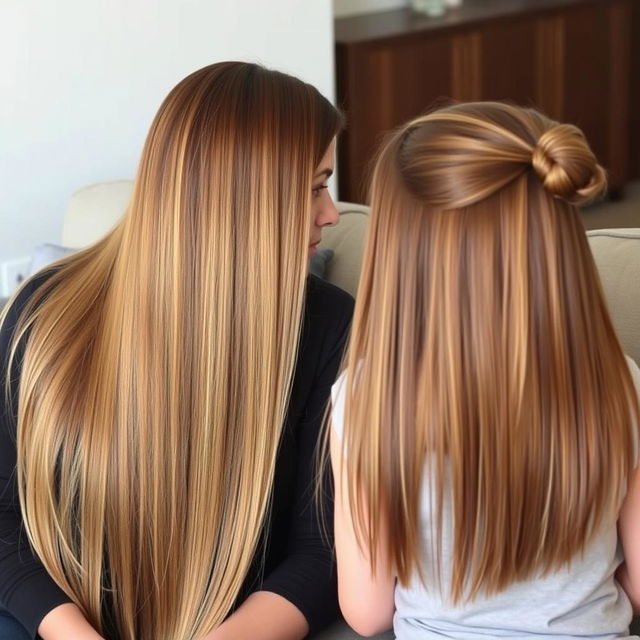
[[341, 101, 638, 602], [6, 62, 342, 639]]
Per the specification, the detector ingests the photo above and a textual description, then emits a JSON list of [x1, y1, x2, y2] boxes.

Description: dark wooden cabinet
[[630, 0, 640, 180], [335, 0, 633, 203]]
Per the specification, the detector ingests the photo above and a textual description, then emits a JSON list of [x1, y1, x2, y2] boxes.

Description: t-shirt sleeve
[[260, 287, 354, 636], [0, 281, 72, 638]]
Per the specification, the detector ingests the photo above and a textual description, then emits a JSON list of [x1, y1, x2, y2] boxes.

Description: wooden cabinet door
[[337, 36, 454, 202], [336, 0, 631, 202], [561, 0, 630, 193]]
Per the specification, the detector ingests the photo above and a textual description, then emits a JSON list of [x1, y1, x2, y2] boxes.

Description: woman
[[0, 62, 353, 640], [331, 102, 640, 638]]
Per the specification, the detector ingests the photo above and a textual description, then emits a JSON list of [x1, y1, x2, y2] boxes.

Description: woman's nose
[[317, 198, 339, 227]]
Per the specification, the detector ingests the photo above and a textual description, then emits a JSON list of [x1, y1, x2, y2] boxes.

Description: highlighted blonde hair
[[342, 102, 639, 602], [6, 62, 341, 639]]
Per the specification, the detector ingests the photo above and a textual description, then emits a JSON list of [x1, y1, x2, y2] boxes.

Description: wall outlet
[[1, 257, 31, 298]]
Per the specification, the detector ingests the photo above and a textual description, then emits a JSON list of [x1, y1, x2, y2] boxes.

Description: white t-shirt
[[331, 356, 640, 640]]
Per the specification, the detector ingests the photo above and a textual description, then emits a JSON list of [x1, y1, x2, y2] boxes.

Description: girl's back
[[333, 357, 640, 638], [396, 374, 638, 639], [331, 102, 640, 639]]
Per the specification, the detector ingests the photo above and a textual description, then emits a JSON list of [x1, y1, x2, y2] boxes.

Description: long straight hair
[[7, 62, 341, 639], [341, 102, 639, 602]]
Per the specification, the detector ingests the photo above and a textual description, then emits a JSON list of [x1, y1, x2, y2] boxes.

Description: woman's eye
[[312, 185, 328, 198]]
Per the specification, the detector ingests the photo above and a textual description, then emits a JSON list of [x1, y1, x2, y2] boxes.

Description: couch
[[63, 181, 639, 364], [18, 181, 640, 637], [63, 182, 639, 368]]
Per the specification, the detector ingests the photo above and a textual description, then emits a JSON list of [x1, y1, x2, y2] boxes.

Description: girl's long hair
[[7, 62, 341, 639], [342, 102, 639, 602]]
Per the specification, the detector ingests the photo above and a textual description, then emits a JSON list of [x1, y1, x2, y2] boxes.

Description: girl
[[0, 62, 353, 640], [331, 102, 640, 639]]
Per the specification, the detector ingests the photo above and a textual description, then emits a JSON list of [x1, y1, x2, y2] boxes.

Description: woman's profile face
[[309, 139, 338, 256]]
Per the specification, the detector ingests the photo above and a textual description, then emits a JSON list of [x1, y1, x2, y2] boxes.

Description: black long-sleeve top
[[0, 272, 353, 639]]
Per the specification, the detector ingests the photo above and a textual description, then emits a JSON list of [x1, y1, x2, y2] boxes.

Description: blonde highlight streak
[[409, 112, 534, 152]]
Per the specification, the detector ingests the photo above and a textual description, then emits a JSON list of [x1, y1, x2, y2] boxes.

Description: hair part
[[342, 101, 638, 602], [11, 61, 342, 639]]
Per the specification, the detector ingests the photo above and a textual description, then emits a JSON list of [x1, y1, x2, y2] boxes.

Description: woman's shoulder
[[0, 270, 58, 408], [289, 277, 353, 393], [0, 270, 57, 338], [305, 275, 354, 323]]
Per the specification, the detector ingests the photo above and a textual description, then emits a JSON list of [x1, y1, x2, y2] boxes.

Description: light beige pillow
[[587, 228, 640, 365], [62, 180, 133, 248], [321, 203, 370, 298]]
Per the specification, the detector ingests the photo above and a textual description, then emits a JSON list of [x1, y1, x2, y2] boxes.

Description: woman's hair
[[341, 101, 639, 602], [7, 62, 342, 639]]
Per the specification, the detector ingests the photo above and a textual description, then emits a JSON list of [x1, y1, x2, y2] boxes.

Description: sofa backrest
[[62, 184, 639, 363], [586, 228, 640, 364], [324, 204, 639, 365]]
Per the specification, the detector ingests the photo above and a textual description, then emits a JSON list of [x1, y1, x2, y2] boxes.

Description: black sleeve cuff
[[3, 569, 72, 639], [261, 556, 339, 636]]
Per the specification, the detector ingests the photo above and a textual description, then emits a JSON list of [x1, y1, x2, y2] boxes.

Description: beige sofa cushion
[[587, 228, 640, 365], [62, 180, 131, 248], [320, 202, 370, 298]]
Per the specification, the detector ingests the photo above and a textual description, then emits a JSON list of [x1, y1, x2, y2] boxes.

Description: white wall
[[333, 0, 406, 18], [0, 0, 335, 267]]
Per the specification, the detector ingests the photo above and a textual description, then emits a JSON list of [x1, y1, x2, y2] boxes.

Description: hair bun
[[531, 124, 607, 205]]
